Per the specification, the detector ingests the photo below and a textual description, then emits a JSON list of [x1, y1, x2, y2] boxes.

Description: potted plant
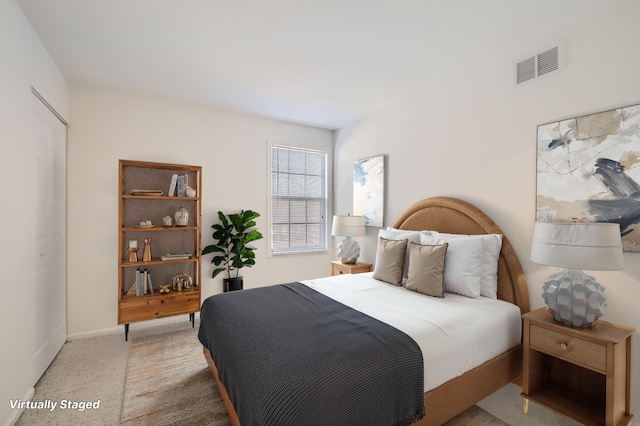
[[202, 209, 263, 291]]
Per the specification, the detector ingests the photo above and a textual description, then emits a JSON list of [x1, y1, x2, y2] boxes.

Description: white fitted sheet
[[302, 272, 522, 392]]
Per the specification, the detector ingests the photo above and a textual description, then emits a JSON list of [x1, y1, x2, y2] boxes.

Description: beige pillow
[[372, 237, 407, 285], [405, 243, 448, 297]]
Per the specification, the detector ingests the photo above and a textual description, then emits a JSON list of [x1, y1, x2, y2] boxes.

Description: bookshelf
[[118, 160, 202, 340]]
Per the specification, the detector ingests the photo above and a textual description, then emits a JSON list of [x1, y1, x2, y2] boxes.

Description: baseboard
[[66, 313, 201, 341], [4, 387, 34, 426]]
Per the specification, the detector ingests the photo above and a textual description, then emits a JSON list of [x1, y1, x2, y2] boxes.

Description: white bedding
[[302, 272, 522, 392]]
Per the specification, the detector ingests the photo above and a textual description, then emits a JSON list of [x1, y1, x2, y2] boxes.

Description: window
[[270, 144, 328, 255]]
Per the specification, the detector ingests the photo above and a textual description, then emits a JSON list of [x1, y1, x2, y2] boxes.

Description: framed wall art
[[536, 103, 640, 252], [353, 155, 385, 227]]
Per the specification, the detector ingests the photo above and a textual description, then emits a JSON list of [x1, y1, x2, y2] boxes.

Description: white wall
[[0, 1, 69, 425], [66, 87, 334, 338], [334, 0, 640, 419]]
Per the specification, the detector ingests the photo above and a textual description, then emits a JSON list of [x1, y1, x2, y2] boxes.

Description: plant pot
[[223, 277, 243, 292]]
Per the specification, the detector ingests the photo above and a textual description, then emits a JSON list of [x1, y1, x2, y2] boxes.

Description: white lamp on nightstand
[[530, 221, 624, 328], [331, 215, 366, 264]]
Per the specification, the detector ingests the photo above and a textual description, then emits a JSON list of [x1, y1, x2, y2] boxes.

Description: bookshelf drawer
[[119, 292, 200, 324]]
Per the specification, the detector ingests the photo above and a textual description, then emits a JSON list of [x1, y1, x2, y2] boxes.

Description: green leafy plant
[[202, 210, 264, 279]]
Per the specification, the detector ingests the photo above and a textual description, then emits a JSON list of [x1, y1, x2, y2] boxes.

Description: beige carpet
[[120, 327, 229, 425], [120, 327, 509, 426]]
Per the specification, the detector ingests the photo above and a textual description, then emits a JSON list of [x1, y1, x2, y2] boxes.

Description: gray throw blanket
[[199, 282, 425, 426]]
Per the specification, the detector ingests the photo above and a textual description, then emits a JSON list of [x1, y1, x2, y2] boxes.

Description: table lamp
[[530, 221, 624, 327], [331, 215, 366, 264]]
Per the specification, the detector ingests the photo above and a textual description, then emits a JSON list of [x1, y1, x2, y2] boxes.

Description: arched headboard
[[392, 197, 530, 314]]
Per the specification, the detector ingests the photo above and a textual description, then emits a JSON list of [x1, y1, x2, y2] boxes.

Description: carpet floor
[[14, 320, 575, 425], [120, 328, 228, 425]]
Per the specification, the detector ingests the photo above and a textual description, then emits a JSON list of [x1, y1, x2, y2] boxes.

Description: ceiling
[[17, 0, 613, 130]]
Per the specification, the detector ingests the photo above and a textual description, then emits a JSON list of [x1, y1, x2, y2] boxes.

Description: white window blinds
[[270, 145, 327, 254]]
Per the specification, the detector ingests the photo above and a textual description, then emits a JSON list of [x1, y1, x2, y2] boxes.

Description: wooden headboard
[[392, 197, 530, 314]]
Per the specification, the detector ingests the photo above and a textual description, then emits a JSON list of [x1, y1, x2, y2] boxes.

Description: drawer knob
[[560, 343, 568, 350], [339, 270, 344, 274]]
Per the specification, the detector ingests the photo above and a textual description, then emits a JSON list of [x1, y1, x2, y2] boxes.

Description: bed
[[199, 197, 530, 425]]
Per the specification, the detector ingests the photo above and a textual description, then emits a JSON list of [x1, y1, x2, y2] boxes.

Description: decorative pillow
[[378, 229, 421, 281], [372, 237, 407, 286], [405, 243, 448, 297], [431, 233, 503, 299], [420, 233, 484, 298]]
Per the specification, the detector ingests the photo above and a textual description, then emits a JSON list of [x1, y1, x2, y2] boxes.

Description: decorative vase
[[174, 207, 189, 226], [142, 238, 152, 262]]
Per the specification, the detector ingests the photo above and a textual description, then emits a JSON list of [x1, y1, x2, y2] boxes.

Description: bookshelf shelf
[[118, 160, 202, 340]]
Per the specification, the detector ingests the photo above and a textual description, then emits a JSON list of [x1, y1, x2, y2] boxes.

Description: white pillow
[[434, 233, 503, 299], [379, 229, 421, 281], [420, 233, 484, 299]]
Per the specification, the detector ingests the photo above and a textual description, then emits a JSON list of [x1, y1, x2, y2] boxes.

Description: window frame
[[268, 143, 329, 256]]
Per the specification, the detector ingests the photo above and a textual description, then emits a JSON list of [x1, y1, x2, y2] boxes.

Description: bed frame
[[203, 196, 530, 426]]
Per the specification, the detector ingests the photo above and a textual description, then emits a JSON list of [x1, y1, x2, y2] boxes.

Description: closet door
[[31, 92, 67, 381]]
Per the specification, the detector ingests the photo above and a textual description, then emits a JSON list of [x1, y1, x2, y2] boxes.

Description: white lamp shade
[[530, 221, 624, 271], [331, 215, 366, 237]]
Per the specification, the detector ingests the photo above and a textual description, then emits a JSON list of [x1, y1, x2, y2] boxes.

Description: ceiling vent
[[514, 44, 563, 86]]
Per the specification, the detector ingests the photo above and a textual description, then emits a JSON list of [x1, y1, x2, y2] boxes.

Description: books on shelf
[[176, 175, 185, 196], [161, 252, 193, 261], [175, 174, 189, 196], [168, 174, 178, 196], [134, 268, 154, 296], [136, 269, 141, 296]]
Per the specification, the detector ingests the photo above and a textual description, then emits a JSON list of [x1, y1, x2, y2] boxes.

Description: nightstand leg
[[523, 398, 529, 414]]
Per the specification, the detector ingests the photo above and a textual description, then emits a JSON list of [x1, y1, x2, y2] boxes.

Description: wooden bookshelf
[[118, 160, 202, 340]]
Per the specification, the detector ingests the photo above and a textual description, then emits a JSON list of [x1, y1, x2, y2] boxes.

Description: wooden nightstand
[[521, 308, 634, 426], [331, 261, 373, 276]]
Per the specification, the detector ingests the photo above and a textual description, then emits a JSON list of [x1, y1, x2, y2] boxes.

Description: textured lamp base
[[542, 269, 606, 328], [337, 236, 360, 265]]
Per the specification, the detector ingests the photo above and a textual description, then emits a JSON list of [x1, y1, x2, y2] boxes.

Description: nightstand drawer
[[331, 261, 372, 276], [529, 324, 607, 372]]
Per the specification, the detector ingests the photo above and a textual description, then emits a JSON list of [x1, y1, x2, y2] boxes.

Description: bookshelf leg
[[190, 313, 195, 328], [124, 324, 129, 341]]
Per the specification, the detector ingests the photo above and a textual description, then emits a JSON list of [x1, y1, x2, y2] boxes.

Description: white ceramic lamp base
[[542, 269, 606, 328], [337, 236, 360, 264]]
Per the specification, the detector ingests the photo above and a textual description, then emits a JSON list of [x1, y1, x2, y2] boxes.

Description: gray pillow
[[372, 237, 407, 285], [405, 242, 448, 297]]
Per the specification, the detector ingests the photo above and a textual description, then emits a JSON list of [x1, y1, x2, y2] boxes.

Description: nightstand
[[331, 261, 372, 276], [521, 308, 634, 426]]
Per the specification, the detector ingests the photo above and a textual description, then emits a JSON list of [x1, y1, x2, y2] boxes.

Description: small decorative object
[[331, 215, 366, 264], [162, 215, 173, 227], [186, 186, 196, 198], [127, 241, 138, 263], [175, 207, 189, 226], [130, 189, 163, 196], [158, 284, 171, 294], [172, 273, 193, 292], [530, 221, 624, 327], [142, 238, 152, 262]]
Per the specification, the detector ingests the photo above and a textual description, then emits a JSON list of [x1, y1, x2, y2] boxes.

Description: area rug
[[120, 327, 507, 426], [120, 327, 230, 425]]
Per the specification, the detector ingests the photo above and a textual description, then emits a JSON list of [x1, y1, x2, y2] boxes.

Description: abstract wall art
[[353, 155, 385, 227], [536, 103, 640, 252]]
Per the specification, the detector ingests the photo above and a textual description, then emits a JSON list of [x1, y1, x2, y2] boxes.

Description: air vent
[[514, 44, 563, 86]]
